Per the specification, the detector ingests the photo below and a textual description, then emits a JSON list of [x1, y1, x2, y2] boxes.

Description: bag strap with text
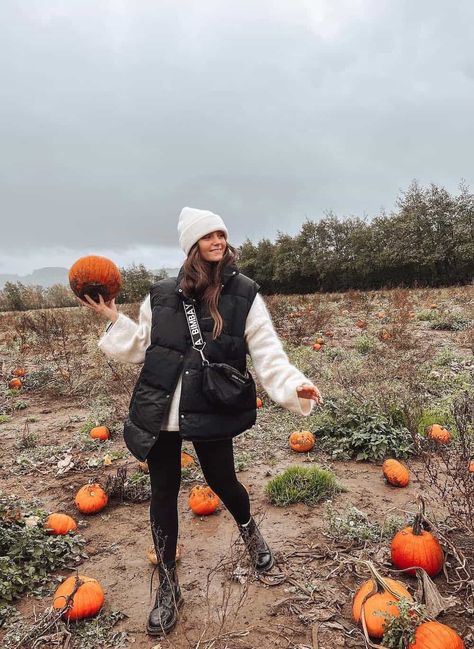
[[182, 301, 209, 366]]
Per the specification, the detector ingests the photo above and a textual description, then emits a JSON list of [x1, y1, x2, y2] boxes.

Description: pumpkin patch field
[[0, 285, 473, 648]]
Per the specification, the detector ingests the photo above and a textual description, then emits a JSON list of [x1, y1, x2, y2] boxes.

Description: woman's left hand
[[296, 383, 323, 406]]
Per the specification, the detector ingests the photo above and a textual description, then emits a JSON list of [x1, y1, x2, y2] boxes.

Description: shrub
[[265, 465, 343, 506]]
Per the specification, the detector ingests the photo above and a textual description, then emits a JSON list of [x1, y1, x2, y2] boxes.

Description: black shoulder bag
[[182, 300, 256, 410]]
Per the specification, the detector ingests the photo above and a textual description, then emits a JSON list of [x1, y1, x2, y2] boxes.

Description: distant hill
[[0, 266, 181, 290]]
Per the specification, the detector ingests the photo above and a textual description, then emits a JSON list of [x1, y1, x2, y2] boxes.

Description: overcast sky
[[1, 0, 473, 275]]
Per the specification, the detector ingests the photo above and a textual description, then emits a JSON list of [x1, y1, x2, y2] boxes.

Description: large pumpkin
[[75, 483, 108, 514], [383, 459, 410, 487], [69, 255, 122, 303], [45, 513, 77, 535], [188, 485, 220, 516], [427, 424, 451, 444], [53, 574, 104, 620], [89, 425, 110, 441], [352, 576, 412, 639], [289, 430, 315, 453], [408, 620, 465, 648], [390, 515, 444, 577]]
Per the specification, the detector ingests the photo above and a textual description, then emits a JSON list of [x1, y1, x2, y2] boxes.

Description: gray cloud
[[1, 0, 474, 273]]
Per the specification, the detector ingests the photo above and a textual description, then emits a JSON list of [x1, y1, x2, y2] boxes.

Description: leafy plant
[[265, 465, 343, 506], [382, 597, 428, 648], [316, 399, 414, 461], [324, 505, 407, 545]]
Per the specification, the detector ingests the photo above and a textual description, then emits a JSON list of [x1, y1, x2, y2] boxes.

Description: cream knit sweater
[[98, 293, 316, 430]]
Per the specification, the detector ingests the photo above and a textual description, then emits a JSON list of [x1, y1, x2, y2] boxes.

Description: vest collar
[[175, 263, 240, 297]]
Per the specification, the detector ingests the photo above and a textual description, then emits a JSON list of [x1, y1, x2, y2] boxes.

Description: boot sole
[[146, 596, 184, 637]]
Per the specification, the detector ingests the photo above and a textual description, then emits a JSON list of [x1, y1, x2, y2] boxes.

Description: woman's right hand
[[76, 294, 119, 323]]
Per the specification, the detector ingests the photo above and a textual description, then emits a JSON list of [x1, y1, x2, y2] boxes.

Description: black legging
[[147, 431, 251, 565]]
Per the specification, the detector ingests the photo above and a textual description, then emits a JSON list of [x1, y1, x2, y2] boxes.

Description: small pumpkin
[[12, 367, 26, 377], [324, 330, 335, 337], [138, 460, 149, 473], [408, 620, 465, 648], [256, 397, 263, 408], [53, 574, 104, 621], [427, 424, 451, 444], [315, 337, 324, 345], [45, 513, 77, 535], [380, 329, 393, 341], [147, 544, 181, 565], [375, 310, 386, 319], [188, 485, 220, 516], [181, 451, 195, 468], [89, 425, 110, 441], [353, 575, 412, 639], [391, 511, 444, 577], [312, 342, 322, 351], [75, 483, 108, 514], [69, 255, 122, 303], [289, 430, 315, 453], [430, 303, 438, 309], [355, 319, 367, 329], [383, 459, 410, 487], [469, 459, 474, 473], [8, 378, 22, 390]]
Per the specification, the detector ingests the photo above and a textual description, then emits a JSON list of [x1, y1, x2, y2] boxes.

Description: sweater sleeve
[[245, 293, 317, 416], [97, 294, 152, 364]]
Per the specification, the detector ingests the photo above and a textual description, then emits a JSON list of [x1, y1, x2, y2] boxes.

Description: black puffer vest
[[123, 263, 260, 461]]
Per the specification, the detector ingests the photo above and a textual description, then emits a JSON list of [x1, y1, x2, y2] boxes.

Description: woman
[[80, 207, 322, 638]]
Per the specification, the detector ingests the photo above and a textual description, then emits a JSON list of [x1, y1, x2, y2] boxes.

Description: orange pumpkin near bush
[[12, 367, 26, 377], [8, 378, 22, 390], [383, 459, 410, 487], [75, 484, 108, 514], [427, 424, 451, 444], [89, 425, 110, 441], [45, 513, 77, 535], [53, 574, 105, 620], [188, 485, 220, 516], [289, 430, 315, 453], [408, 620, 465, 648], [391, 517, 444, 577], [352, 576, 412, 638], [69, 255, 122, 303]]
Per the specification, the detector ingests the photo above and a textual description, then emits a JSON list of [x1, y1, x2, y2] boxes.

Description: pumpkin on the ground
[[188, 485, 220, 515], [312, 342, 322, 351], [390, 513, 444, 577], [383, 459, 410, 487], [89, 425, 110, 441], [138, 460, 149, 473], [469, 460, 474, 473], [45, 513, 77, 535], [289, 430, 315, 453], [408, 620, 465, 648], [427, 424, 451, 444], [181, 451, 195, 468], [69, 255, 122, 303], [53, 574, 104, 620], [12, 367, 26, 377], [353, 576, 412, 638], [256, 397, 263, 408], [147, 544, 181, 564], [75, 484, 108, 514], [8, 378, 22, 390]]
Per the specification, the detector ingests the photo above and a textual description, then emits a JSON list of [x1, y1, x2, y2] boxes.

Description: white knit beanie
[[177, 207, 229, 256]]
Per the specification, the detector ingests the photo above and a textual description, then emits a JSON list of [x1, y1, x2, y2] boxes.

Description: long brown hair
[[180, 238, 238, 339]]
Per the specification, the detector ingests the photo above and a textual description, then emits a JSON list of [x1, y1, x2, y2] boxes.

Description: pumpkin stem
[[413, 494, 427, 535]]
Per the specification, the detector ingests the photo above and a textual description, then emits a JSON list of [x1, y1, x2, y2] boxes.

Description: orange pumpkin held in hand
[[75, 484, 108, 514], [289, 430, 315, 453], [53, 574, 105, 621], [408, 620, 465, 648], [188, 485, 220, 516], [45, 513, 77, 535], [8, 378, 22, 390], [383, 459, 410, 487], [89, 425, 110, 441], [353, 576, 412, 639], [69, 255, 122, 303], [427, 423, 451, 444]]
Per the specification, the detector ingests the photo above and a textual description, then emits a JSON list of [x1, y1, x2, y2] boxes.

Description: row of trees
[[237, 181, 474, 293], [1, 181, 473, 310]]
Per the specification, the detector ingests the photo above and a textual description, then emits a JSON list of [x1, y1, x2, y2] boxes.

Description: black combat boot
[[147, 560, 184, 637], [237, 516, 275, 573]]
